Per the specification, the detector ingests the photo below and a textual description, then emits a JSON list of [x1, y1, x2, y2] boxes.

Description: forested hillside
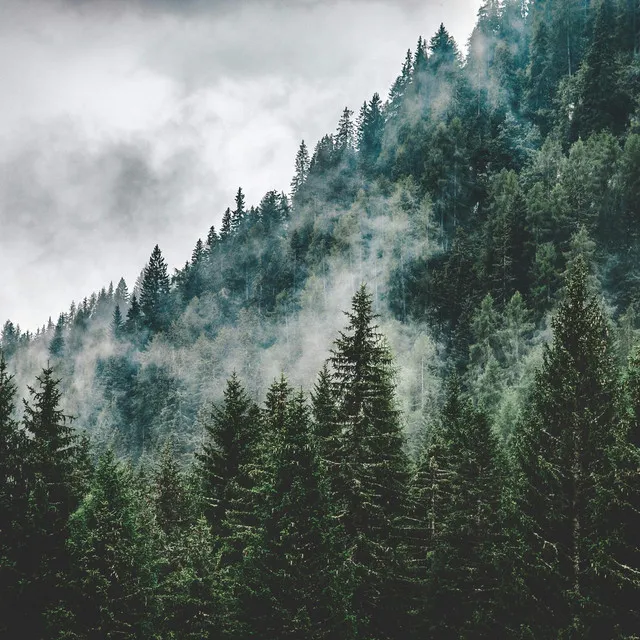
[[1, 0, 640, 637]]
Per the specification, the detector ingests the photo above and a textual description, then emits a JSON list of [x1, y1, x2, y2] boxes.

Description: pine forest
[[1, 0, 640, 638]]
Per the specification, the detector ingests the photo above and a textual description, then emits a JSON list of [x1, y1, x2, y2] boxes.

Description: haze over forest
[[1, 0, 639, 639]]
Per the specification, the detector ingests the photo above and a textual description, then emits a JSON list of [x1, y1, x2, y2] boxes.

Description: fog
[[0, 0, 482, 330]]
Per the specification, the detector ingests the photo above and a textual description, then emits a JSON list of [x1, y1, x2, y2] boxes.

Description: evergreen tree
[[310, 363, 340, 475], [185, 238, 206, 301], [1, 321, 19, 358], [357, 93, 385, 176], [335, 107, 355, 153], [0, 356, 27, 639], [140, 244, 171, 333], [220, 207, 232, 240], [153, 444, 219, 639], [428, 23, 460, 76], [125, 293, 143, 335], [291, 140, 311, 198], [412, 379, 506, 638], [49, 314, 65, 358], [206, 224, 219, 251], [483, 169, 531, 304], [66, 451, 158, 639], [21, 366, 81, 638], [526, 18, 555, 134], [236, 386, 353, 639], [328, 284, 411, 639], [112, 304, 124, 339], [573, 0, 631, 139], [197, 373, 259, 536], [386, 49, 413, 120], [231, 187, 246, 234], [513, 257, 624, 638]]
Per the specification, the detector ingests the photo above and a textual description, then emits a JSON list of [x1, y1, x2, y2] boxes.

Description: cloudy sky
[[0, 0, 482, 330]]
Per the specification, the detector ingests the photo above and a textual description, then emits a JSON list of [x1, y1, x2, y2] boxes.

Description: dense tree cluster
[[1, 279, 638, 638], [3, 0, 640, 636]]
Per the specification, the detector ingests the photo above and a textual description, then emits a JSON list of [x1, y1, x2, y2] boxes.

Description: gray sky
[[0, 0, 482, 330]]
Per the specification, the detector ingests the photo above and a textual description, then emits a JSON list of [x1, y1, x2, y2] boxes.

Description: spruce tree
[[231, 187, 246, 234], [197, 373, 259, 536], [220, 207, 232, 240], [412, 379, 506, 638], [0, 356, 27, 639], [66, 451, 158, 639], [235, 386, 353, 639], [512, 256, 623, 638], [386, 49, 413, 120], [612, 348, 640, 636], [328, 284, 411, 639], [153, 444, 219, 639], [112, 304, 124, 339], [140, 244, 171, 333], [113, 278, 129, 304], [357, 93, 384, 176], [49, 314, 65, 358], [291, 140, 311, 198], [125, 293, 143, 335], [335, 107, 355, 153], [310, 363, 340, 476], [21, 366, 81, 638], [573, 0, 631, 139]]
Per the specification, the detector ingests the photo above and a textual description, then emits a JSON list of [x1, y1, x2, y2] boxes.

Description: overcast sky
[[0, 0, 482, 330]]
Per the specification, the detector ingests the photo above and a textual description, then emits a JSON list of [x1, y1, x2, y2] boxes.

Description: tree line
[[1, 271, 638, 639]]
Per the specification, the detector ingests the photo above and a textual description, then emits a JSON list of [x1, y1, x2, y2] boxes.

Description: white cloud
[[0, 0, 482, 329]]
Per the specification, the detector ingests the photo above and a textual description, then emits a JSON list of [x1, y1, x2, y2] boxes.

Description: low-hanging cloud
[[0, 0, 482, 330]]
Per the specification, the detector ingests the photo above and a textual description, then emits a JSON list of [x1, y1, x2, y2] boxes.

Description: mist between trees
[[1, 0, 640, 637]]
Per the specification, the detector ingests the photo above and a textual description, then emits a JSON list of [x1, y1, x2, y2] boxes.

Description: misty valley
[[1, 0, 640, 638]]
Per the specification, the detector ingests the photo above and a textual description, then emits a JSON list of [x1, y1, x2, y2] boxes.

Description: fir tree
[[357, 93, 384, 176], [66, 451, 158, 639], [49, 314, 65, 358], [291, 140, 311, 198], [335, 107, 355, 153], [412, 379, 506, 638], [206, 224, 219, 251], [513, 256, 624, 638], [231, 187, 246, 234], [220, 207, 232, 239], [235, 386, 353, 639], [140, 244, 171, 333], [21, 366, 81, 638], [112, 304, 124, 339], [0, 356, 27, 639], [573, 0, 631, 139], [125, 293, 143, 335], [197, 373, 259, 536], [328, 284, 411, 639], [386, 49, 413, 120]]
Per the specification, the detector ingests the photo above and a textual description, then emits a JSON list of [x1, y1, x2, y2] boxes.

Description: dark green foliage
[[291, 139, 310, 199], [140, 244, 171, 333], [153, 444, 219, 639], [233, 383, 353, 639], [49, 313, 65, 358], [512, 257, 624, 638], [357, 93, 384, 176], [412, 379, 506, 638], [19, 366, 83, 638], [0, 356, 28, 638], [4, 2, 640, 637], [572, 0, 632, 139], [112, 304, 124, 339], [328, 285, 411, 639], [65, 451, 158, 639], [197, 373, 259, 534]]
